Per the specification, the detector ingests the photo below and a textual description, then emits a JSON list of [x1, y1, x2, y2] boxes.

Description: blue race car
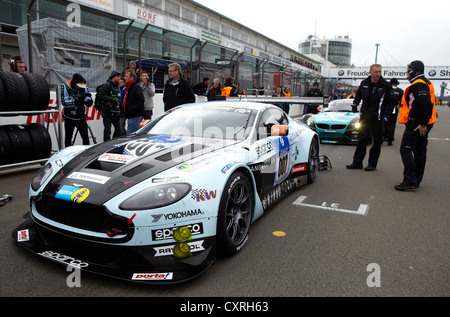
[[300, 99, 361, 144], [13, 101, 330, 284]]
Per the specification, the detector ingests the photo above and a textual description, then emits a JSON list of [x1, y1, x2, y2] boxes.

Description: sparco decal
[[38, 251, 89, 268], [255, 140, 274, 156], [152, 223, 204, 241]]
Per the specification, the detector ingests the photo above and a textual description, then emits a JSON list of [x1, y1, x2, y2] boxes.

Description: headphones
[[407, 63, 416, 76]]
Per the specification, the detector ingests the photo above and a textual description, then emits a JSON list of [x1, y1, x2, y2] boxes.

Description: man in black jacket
[[98, 70, 123, 141], [395, 60, 435, 191], [346, 64, 393, 171], [163, 63, 195, 112], [123, 69, 145, 134]]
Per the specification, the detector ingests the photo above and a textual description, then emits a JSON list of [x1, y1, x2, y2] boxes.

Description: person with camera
[[139, 71, 156, 120], [61, 73, 93, 147], [98, 71, 123, 141]]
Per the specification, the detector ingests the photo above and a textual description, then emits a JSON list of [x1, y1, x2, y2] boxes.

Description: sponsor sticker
[[154, 240, 205, 257], [68, 172, 110, 184], [17, 229, 29, 242], [38, 250, 89, 268], [98, 153, 136, 165], [152, 223, 204, 241], [132, 273, 173, 280], [55, 185, 90, 203]]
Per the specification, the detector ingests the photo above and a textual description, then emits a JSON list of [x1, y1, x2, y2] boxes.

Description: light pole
[[375, 43, 380, 63]]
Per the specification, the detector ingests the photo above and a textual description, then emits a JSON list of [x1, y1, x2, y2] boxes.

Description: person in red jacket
[[123, 69, 145, 134]]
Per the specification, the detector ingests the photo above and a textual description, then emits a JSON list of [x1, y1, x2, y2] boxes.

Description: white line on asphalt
[[429, 137, 450, 141], [292, 195, 374, 216]]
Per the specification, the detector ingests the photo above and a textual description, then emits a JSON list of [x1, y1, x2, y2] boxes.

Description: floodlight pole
[[27, 0, 36, 73], [375, 43, 380, 64]]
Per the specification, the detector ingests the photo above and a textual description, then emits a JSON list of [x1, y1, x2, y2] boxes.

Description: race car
[[300, 99, 361, 144], [13, 101, 330, 284]]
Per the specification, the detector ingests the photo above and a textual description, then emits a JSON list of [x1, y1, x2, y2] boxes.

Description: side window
[[257, 108, 288, 139]]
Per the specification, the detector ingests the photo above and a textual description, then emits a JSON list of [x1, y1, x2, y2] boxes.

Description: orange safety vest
[[282, 91, 291, 97], [399, 78, 436, 124], [221, 86, 233, 97]]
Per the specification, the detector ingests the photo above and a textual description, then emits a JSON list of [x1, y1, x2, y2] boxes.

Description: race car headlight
[[31, 163, 53, 191], [349, 118, 361, 130], [119, 183, 192, 210]]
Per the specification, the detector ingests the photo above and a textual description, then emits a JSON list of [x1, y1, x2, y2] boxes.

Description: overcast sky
[[193, 0, 450, 68]]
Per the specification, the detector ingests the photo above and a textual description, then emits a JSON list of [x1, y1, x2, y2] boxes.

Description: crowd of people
[[0, 54, 439, 192]]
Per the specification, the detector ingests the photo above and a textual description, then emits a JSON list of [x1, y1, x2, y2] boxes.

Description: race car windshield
[[142, 108, 254, 140], [324, 103, 356, 112]]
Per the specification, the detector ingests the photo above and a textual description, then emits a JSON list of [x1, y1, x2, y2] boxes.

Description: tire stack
[[0, 72, 52, 165], [0, 72, 50, 112]]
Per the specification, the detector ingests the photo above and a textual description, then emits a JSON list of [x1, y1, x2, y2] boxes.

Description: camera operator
[[139, 71, 155, 120], [61, 73, 93, 147], [98, 71, 123, 141]]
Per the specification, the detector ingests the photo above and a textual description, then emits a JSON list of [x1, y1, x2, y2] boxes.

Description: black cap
[[109, 70, 121, 79], [390, 78, 399, 85], [408, 60, 425, 74], [72, 73, 86, 89]]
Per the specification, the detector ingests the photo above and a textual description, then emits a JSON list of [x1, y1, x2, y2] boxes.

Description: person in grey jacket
[[139, 71, 155, 120]]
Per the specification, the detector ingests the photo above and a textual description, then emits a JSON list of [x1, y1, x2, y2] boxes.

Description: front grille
[[331, 124, 346, 130], [35, 196, 131, 237], [316, 123, 329, 129]]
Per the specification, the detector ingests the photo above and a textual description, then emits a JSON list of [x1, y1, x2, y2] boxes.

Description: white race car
[[14, 101, 330, 284]]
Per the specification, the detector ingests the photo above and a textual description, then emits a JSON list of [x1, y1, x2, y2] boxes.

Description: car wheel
[[217, 171, 254, 256], [307, 137, 320, 184]]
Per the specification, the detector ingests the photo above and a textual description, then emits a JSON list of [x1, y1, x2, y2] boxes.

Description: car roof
[[177, 100, 278, 112]]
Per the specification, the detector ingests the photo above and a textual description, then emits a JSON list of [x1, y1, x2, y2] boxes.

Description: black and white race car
[[13, 101, 330, 284]]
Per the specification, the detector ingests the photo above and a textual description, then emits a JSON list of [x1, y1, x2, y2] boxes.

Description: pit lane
[[1, 107, 449, 297]]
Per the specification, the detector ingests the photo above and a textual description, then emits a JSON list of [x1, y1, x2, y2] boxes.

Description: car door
[[248, 108, 290, 208]]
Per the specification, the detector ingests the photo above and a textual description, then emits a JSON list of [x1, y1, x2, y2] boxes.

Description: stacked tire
[[0, 72, 50, 112], [0, 124, 52, 165]]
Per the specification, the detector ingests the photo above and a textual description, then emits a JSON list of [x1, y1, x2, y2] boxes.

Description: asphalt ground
[[1, 107, 449, 300]]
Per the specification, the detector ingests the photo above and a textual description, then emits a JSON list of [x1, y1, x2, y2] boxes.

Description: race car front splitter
[[13, 215, 216, 284]]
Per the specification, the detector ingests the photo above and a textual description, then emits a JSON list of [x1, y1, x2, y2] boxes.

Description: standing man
[[304, 82, 323, 114], [346, 64, 393, 171], [123, 69, 145, 134], [98, 70, 123, 141], [206, 78, 222, 101], [139, 71, 155, 120], [163, 63, 195, 112], [61, 73, 93, 147], [395, 60, 436, 191], [384, 78, 403, 145], [193, 77, 210, 96]]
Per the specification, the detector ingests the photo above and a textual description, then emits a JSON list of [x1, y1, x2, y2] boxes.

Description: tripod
[[71, 119, 97, 146]]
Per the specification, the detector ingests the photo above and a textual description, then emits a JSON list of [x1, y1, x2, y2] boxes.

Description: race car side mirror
[[271, 125, 288, 136]]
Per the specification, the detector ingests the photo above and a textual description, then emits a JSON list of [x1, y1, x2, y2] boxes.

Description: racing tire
[[25, 123, 52, 160], [0, 72, 29, 111], [0, 76, 5, 110], [0, 126, 12, 165], [21, 73, 50, 111], [307, 137, 320, 184], [217, 171, 254, 256]]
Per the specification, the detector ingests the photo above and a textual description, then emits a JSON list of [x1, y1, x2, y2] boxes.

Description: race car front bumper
[[13, 214, 216, 284]]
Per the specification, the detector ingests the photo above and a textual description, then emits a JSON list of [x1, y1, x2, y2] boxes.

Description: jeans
[[143, 109, 153, 120], [103, 117, 122, 141], [127, 116, 142, 134]]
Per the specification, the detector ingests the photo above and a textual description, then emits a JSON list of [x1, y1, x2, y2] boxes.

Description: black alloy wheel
[[217, 171, 254, 256]]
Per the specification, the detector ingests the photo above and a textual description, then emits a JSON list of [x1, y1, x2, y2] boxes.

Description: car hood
[[42, 134, 239, 206], [315, 112, 359, 124]]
